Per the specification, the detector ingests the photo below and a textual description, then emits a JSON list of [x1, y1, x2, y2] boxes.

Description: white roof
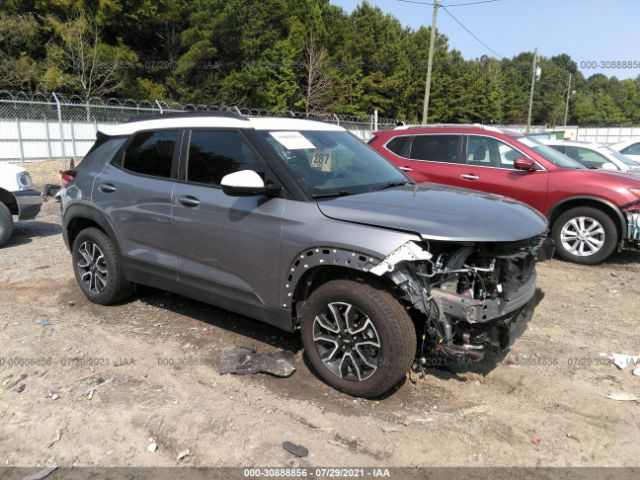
[[545, 139, 605, 149], [610, 139, 640, 150], [100, 116, 345, 136]]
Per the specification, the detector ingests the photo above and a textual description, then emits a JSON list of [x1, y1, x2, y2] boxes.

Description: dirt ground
[[1, 200, 639, 469]]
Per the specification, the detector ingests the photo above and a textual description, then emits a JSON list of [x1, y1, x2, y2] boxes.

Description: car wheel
[[552, 207, 618, 264], [72, 227, 132, 304], [300, 279, 416, 398], [0, 203, 14, 248]]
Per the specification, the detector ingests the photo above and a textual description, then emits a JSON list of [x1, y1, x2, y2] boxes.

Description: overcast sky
[[330, 0, 639, 80]]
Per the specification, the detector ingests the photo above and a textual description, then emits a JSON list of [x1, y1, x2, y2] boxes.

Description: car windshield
[[258, 130, 410, 197], [517, 136, 586, 169], [603, 146, 639, 167]]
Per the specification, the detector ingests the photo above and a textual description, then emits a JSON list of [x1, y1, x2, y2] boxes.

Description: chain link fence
[[0, 91, 400, 163]]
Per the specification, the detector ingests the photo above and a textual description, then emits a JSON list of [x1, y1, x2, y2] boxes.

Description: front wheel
[[552, 207, 618, 264], [300, 279, 416, 398]]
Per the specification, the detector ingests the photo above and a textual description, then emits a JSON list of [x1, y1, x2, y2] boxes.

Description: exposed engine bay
[[371, 236, 554, 364]]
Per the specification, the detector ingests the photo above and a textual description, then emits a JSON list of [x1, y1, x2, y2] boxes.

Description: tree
[[300, 33, 333, 114], [42, 8, 137, 102], [1, 1, 639, 126], [0, 12, 41, 91]]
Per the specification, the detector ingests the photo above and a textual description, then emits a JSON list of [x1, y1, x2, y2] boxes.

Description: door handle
[[460, 174, 480, 181], [98, 183, 117, 193], [177, 195, 200, 207], [399, 166, 413, 172]]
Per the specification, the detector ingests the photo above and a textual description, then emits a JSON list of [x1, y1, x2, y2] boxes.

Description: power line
[[397, 0, 501, 6], [440, 5, 503, 58], [445, 0, 501, 6]]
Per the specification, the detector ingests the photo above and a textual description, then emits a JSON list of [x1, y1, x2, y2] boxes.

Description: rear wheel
[[72, 227, 132, 304], [552, 207, 618, 264], [0, 203, 14, 248], [300, 279, 416, 398]]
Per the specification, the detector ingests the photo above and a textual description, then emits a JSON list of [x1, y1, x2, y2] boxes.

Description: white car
[[545, 140, 640, 175], [609, 139, 640, 164], [0, 162, 43, 247]]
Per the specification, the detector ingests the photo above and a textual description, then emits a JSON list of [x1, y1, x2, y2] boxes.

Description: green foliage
[[0, 0, 637, 125]]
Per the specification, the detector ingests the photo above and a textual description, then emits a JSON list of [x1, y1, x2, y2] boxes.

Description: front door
[[458, 134, 549, 213], [171, 129, 285, 316]]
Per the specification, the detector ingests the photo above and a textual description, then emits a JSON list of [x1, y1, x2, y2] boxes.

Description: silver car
[[61, 113, 550, 397], [546, 139, 640, 175]]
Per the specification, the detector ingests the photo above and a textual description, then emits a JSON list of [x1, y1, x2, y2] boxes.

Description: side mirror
[[220, 170, 281, 197], [513, 157, 537, 172], [601, 162, 618, 171]]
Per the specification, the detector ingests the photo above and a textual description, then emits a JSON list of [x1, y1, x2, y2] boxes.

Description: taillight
[[60, 169, 77, 187]]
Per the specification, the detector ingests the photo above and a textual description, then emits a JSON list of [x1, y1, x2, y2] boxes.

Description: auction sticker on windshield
[[269, 131, 316, 150], [310, 149, 332, 171]]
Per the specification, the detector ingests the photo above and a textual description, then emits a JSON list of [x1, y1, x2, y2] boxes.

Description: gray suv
[[61, 112, 551, 397]]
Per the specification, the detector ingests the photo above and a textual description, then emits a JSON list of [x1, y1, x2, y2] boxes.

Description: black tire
[[552, 206, 618, 264], [300, 279, 416, 398], [71, 227, 132, 304], [0, 203, 14, 248]]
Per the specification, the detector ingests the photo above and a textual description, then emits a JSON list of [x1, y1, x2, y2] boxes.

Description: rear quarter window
[[123, 130, 179, 178], [385, 136, 411, 157]]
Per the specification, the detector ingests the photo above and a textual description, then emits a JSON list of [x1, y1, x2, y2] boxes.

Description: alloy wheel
[[560, 216, 605, 257], [312, 302, 381, 382], [77, 241, 109, 294]]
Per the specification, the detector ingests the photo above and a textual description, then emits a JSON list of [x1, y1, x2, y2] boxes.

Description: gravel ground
[[1, 201, 639, 468]]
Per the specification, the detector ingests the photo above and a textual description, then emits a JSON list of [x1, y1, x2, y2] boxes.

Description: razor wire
[[0, 90, 400, 129]]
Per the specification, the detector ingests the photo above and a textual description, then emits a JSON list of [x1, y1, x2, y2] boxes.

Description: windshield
[[258, 130, 410, 197], [604, 146, 639, 167], [517, 136, 586, 169]]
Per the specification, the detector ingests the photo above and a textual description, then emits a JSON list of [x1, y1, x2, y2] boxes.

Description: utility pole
[[422, 0, 440, 125], [526, 48, 537, 134], [563, 72, 572, 126]]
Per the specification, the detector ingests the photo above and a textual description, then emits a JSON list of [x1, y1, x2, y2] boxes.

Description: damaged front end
[[370, 236, 553, 363], [625, 210, 640, 249]]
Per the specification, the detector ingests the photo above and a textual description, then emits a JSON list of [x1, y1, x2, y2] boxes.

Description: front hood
[[0, 162, 27, 176], [317, 183, 547, 242], [576, 168, 640, 185]]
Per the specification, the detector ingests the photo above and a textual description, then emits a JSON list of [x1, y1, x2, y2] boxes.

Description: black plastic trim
[[548, 196, 627, 239]]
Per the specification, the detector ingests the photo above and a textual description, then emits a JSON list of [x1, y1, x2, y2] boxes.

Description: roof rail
[[394, 123, 503, 132], [124, 110, 249, 123]]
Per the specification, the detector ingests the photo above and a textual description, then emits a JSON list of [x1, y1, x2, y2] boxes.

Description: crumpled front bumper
[[627, 211, 640, 244], [14, 189, 42, 220]]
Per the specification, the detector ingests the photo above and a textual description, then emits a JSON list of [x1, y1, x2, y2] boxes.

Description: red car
[[370, 125, 640, 264]]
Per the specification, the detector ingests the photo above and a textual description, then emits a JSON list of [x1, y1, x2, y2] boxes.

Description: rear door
[[171, 129, 285, 314], [383, 134, 463, 185], [93, 129, 181, 281], [458, 134, 549, 212]]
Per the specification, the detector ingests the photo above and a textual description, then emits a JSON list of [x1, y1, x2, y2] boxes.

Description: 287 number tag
[[310, 150, 332, 171]]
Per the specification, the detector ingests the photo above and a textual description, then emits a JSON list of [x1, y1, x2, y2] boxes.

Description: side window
[[564, 146, 610, 169], [187, 130, 264, 186], [622, 142, 640, 155], [466, 136, 521, 169], [123, 130, 179, 178], [410, 135, 462, 163], [386, 136, 410, 157]]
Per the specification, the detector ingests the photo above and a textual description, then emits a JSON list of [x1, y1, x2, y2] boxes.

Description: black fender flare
[[547, 196, 627, 239], [63, 204, 121, 253], [282, 246, 382, 309]]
